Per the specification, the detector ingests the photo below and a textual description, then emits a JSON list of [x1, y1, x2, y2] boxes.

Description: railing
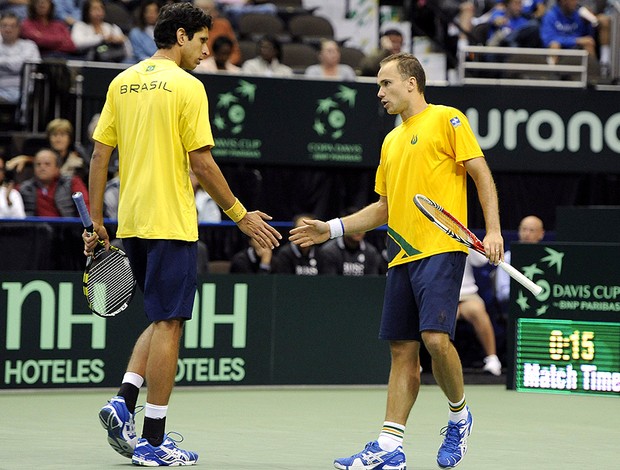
[[458, 46, 589, 88]]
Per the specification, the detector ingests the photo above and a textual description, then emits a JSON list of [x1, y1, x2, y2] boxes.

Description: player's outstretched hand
[[289, 218, 330, 247], [237, 210, 282, 249]]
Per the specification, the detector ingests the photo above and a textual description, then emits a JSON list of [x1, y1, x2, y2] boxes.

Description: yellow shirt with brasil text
[[375, 104, 483, 268], [94, 59, 214, 241]]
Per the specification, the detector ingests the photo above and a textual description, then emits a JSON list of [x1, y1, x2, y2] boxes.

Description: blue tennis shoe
[[98, 396, 138, 458], [437, 408, 473, 468], [334, 441, 406, 469]]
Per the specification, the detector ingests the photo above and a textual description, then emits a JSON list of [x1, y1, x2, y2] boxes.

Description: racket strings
[[87, 252, 135, 315]]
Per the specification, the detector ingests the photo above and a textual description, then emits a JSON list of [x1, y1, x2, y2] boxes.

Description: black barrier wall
[[79, 67, 620, 173], [1, 273, 390, 389]]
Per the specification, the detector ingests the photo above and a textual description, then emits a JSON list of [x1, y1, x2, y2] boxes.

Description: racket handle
[[498, 260, 543, 297], [72, 192, 94, 233]]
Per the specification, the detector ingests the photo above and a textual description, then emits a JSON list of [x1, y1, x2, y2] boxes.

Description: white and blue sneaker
[[334, 441, 406, 469], [98, 396, 138, 459], [132, 433, 198, 466], [436, 409, 474, 468]]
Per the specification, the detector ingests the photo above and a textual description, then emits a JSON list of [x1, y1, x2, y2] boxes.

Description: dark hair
[[35, 148, 62, 168], [28, 0, 54, 21], [0, 12, 20, 23], [154, 2, 212, 49], [81, 0, 104, 25], [382, 28, 403, 38], [380, 52, 426, 94], [212, 35, 233, 54], [136, 0, 161, 30], [257, 35, 282, 61]]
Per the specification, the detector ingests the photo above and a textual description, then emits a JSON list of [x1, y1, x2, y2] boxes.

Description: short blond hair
[[46, 118, 73, 137]]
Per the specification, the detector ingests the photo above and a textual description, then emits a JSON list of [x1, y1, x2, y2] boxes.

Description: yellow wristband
[[224, 198, 247, 223]]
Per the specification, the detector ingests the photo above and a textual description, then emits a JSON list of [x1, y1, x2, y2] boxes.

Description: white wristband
[[327, 218, 344, 239]]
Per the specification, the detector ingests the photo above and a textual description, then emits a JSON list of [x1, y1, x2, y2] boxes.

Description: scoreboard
[[507, 243, 620, 397], [515, 319, 620, 396]]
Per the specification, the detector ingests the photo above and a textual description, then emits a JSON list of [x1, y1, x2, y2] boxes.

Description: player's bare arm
[[464, 157, 503, 264], [83, 140, 114, 254], [189, 147, 281, 248], [289, 196, 388, 247]]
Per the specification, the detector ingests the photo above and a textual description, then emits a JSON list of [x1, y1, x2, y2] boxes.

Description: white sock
[[122, 372, 144, 388], [145, 403, 168, 420], [600, 45, 610, 65], [448, 396, 468, 423], [377, 421, 405, 451]]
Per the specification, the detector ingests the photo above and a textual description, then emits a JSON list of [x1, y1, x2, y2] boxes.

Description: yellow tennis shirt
[[375, 104, 483, 268], [94, 59, 215, 241]]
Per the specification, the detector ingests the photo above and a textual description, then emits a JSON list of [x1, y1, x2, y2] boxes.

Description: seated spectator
[[0, 12, 40, 105], [189, 169, 222, 222], [540, 0, 610, 77], [304, 39, 357, 81], [7, 118, 87, 182], [486, 0, 541, 47], [0, 156, 25, 218], [53, 0, 81, 26], [458, 249, 502, 376], [578, 0, 612, 77], [0, 0, 28, 20], [216, 0, 277, 31], [520, 0, 546, 20], [230, 236, 274, 274], [71, 0, 131, 63], [20, 0, 76, 58], [318, 207, 383, 276], [359, 29, 403, 77], [273, 213, 320, 275], [496, 215, 545, 303], [18, 148, 88, 217], [194, 0, 241, 65], [129, 0, 159, 62], [194, 35, 240, 73], [241, 35, 293, 77]]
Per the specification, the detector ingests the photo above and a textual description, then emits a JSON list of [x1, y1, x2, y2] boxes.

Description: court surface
[[0, 384, 616, 469]]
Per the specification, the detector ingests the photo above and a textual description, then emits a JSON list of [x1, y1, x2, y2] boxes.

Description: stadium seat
[[238, 13, 288, 42], [281, 42, 319, 73], [339, 46, 366, 71], [104, 2, 133, 35], [287, 14, 334, 46]]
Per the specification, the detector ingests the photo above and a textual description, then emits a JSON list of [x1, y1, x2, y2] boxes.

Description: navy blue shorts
[[379, 252, 466, 341], [122, 238, 197, 322]]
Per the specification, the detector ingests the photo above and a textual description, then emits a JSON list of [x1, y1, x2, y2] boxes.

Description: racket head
[[413, 194, 485, 254], [83, 243, 136, 317]]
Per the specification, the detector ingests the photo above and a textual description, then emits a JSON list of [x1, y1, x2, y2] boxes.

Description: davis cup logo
[[312, 85, 357, 140], [515, 248, 620, 316], [213, 80, 256, 135]]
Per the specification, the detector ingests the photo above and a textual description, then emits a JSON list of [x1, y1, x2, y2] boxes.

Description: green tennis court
[[0, 384, 616, 469]]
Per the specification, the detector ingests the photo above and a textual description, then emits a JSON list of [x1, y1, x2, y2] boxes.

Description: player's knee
[[421, 331, 451, 357]]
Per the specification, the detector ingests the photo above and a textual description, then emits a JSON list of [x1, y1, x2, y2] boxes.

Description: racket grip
[[498, 260, 543, 297], [72, 192, 94, 233]]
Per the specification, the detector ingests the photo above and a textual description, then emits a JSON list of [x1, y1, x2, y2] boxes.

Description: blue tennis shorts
[[122, 238, 197, 322], [379, 252, 466, 341]]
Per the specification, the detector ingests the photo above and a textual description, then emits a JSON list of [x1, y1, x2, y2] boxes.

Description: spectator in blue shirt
[[129, 0, 159, 62], [486, 0, 541, 47], [540, 0, 608, 75]]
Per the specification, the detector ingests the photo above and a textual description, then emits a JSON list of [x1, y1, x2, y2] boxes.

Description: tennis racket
[[414, 194, 543, 297], [72, 192, 136, 317]]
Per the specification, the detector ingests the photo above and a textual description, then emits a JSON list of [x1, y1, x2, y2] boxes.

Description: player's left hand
[[289, 218, 330, 247]]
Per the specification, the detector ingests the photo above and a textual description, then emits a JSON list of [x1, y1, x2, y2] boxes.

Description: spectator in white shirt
[[241, 35, 293, 77], [0, 12, 40, 104]]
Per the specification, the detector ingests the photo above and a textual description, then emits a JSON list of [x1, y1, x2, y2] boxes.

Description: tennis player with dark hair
[[290, 52, 503, 469], [82, 2, 280, 466]]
